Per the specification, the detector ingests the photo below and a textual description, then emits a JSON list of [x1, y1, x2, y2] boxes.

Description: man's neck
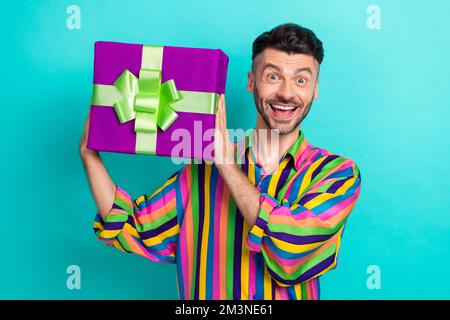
[[251, 119, 300, 174]]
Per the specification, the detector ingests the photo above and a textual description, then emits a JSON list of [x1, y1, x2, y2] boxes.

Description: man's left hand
[[214, 94, 235, 169]]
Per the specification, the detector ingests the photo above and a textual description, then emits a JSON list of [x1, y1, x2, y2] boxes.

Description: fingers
[[217, 94, 223, 119], [218, 94, 227, 127], [222, 97, 227, 125], [214, 94, 226, 164], [219, 94, 226, 119], [215, 94, 224, 130], [83, 109, 91, 136]]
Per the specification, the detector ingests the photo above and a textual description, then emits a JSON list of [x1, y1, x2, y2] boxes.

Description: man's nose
[[277, 81, 296, 102]]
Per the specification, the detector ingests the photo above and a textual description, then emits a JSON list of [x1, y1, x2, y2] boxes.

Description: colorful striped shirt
[[93, 130, 362, 300]]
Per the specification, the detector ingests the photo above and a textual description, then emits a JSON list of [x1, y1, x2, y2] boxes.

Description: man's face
[[247, 48, 320, 135]]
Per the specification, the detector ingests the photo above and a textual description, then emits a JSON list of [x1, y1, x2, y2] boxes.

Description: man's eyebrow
[[262, 63, 313, 75], [262, 63, 282, 72], [294, 67, 313, 75]]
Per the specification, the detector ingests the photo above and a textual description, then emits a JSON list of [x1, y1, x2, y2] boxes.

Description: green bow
[[113, 68, 180, 133]]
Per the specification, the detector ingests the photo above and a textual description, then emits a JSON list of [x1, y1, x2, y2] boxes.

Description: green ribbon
[[91, 45, 219, 154]]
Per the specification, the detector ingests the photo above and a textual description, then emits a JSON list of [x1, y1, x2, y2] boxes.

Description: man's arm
[[217, 164, 260, 227], [79, 109, 116, 220], [81, 153, 117, 220]]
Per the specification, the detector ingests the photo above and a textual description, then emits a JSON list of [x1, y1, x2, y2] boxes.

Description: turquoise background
[[2, 0, 449, 299]]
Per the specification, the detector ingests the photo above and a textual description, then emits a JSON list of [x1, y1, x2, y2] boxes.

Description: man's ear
[[313, 78, 319, 100], [247, 71, 255, 93]]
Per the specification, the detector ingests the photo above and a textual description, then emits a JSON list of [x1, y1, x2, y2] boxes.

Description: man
[[79, 23, 362, 300]]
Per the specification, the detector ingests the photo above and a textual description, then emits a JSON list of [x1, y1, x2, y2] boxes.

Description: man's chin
[[277, 127, 298, 136], [268, 122, 299, 135], [270, 125, 295, 136]]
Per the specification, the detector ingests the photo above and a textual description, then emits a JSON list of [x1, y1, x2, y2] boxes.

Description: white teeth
[[271, 104, 296, 111]]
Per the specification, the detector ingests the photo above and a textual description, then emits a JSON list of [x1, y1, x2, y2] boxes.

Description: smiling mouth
[[268, 103, 298, 120], [269, 103, 298, 111]]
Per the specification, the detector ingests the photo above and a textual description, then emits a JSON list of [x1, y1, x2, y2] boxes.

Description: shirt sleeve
[[246, 157, 362, 286], [93, 167, 187, 264]]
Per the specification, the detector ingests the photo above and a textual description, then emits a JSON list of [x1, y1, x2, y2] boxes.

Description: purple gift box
[[87, 41, 229, 161]]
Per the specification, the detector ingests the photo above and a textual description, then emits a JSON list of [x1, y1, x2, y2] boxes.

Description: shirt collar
[[235, 129, 311, 171]]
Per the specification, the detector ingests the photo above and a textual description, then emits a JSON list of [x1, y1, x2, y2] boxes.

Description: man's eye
[[297, 78, 306, 84], [268, 74, 278, 80]]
